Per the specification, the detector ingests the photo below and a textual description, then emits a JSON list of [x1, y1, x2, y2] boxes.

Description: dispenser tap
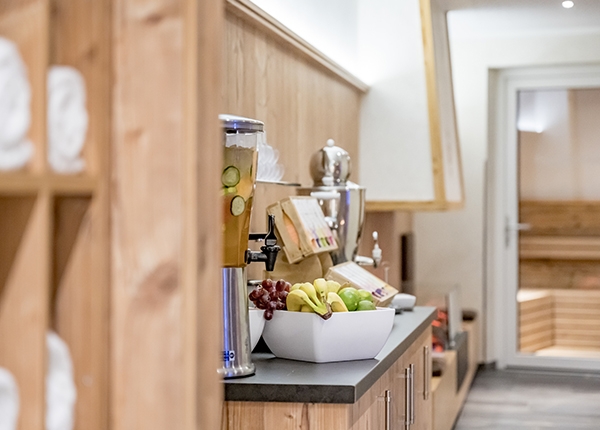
[[246, 214, 280, 271], [354, 231, 382, 268]]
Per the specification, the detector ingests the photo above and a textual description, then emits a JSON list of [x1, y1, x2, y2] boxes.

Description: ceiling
[[441, 0, 600, 39]]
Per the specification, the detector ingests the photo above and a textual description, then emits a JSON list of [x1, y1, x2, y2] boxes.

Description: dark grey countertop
[[224, 306, 436, 404]]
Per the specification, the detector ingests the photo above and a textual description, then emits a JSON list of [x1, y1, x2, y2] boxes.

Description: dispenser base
[[218, 363, 256, 379]]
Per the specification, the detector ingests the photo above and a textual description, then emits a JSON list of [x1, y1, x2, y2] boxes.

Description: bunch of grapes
[[249, 279, 291, 320]]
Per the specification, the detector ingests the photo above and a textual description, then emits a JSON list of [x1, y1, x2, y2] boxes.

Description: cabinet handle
[[423, 345, 430, 400], [409, 363, 415, 425], [404, 367, 411, 430], [384, 389, 391, 430]]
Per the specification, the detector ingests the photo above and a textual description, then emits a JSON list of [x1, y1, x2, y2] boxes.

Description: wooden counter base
[[222, 328, 432, 430]]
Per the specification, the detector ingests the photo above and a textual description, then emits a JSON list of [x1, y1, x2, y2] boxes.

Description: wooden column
[[111, 0, 223, 429]]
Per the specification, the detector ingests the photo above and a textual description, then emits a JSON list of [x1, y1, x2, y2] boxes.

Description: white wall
[[520, 88, 600, 200], [250, 0, 360, 76], [413, 22, 600, 361], [357, 0, 435, 202]]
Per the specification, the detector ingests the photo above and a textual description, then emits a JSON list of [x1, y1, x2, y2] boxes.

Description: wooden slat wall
[[519, 201, 600, 291], [553, 290, 600, 349], [520, 201, 600, 236], [518, 289, 600, 351], [520, 260, 600, 290], [518, 290, 553, 352]]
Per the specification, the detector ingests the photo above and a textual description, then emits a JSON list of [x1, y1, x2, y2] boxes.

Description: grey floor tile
[[453, 369, 600, 430]]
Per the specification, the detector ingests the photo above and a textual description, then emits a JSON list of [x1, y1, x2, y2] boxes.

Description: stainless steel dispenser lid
[[219, 114, 264, 132], [309, 139, 352, 186]]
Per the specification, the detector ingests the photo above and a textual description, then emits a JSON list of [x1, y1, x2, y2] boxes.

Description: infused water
[[222, 141, 258, 267]]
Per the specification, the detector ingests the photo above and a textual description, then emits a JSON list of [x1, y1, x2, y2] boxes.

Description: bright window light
[[562, 1, 574, 9]]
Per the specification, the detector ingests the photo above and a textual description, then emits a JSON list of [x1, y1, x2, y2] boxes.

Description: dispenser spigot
[[371, 231, 382, 268], [246, 215, 280, 272], [354, 231, 382, 268]]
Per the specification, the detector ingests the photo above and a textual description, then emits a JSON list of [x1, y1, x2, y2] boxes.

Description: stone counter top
[[224, 306, 436, 404]]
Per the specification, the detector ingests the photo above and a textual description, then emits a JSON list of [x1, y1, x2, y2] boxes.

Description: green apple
[[356, 300, 377, 311], [338, 288, 360, 311]]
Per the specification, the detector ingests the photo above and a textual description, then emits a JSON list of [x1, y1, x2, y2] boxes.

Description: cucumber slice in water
[[230, 195, 246, 216], [222, 166, 240, 187]]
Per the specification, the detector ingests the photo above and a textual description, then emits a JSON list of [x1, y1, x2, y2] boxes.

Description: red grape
[[249, 279, 291, 319]]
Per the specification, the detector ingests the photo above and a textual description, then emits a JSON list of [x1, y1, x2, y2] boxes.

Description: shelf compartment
[[0, 195, 50, 430], [51, 194, 108, 430]]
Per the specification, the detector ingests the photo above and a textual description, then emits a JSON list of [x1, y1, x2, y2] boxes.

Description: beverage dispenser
[[297, 139, 381, 267], [219, 114, 279, 379]]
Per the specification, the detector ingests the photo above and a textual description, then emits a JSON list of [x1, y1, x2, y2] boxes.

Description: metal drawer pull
[[424, 345, 430, 400], [409, 363, 415, 425], [404, 367, 411, 429], [384, 389, 391, 430]]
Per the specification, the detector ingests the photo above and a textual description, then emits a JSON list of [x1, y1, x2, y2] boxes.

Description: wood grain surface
[[111, 0, 187, 427], [0, 1, 50, 429], [50, 0, 111, 428], [0, 196, 50, 430]]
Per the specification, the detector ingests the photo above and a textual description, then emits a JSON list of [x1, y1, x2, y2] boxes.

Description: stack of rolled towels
[[0, 36, 33, 171], [0, 35, 89, 174], [0, 331, 76, 430]]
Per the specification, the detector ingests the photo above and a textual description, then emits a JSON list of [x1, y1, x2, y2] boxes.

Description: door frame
[[486, 63, 600, 371]]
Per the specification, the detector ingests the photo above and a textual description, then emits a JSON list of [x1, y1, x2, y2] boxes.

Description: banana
[[327, 292, 348, 312], [286, 289, 310, 312], [300, 282, 323, 307], [325, 280, 341, 294], [300, 305, 313, 313], [290, 283, 302, 291], [313, 278, 328, 302], [286, 288, 332, 319]]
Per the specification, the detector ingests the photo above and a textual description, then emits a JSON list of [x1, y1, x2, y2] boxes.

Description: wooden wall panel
[[520, 201, 600, 236], [518, 290, 553, 352], [520, 259, 600, 290]]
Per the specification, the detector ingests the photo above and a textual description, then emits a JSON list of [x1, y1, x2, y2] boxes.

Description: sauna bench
[[223, 306, 436, 404]]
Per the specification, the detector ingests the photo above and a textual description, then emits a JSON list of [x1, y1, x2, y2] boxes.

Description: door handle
[[423, 345, 430, 400], [505, 216, 532, 246]]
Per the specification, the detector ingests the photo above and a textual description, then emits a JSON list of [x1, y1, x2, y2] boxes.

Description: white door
[[487, 64, 600, 371]]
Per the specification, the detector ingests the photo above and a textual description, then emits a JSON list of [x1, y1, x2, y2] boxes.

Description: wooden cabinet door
[[405, 333, 433, 430]]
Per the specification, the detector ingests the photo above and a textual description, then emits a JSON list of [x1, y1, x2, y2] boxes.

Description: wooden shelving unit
[[431, 321, 479, 430], [0, 0, 109, 428]]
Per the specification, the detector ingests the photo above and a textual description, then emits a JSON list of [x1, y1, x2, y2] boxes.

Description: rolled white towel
[[46, 331, 76, 430], [47, 66, 88, 174], [0, 367, 19, 430], [0, 36, 33, 171]]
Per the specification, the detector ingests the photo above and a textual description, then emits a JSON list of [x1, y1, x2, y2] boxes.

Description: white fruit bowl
[[248, 308, 266, 351], [262, 308, 395, 363]]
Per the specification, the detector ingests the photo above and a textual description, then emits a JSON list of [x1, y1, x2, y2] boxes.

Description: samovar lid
[[309, 139, 352, 186]]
